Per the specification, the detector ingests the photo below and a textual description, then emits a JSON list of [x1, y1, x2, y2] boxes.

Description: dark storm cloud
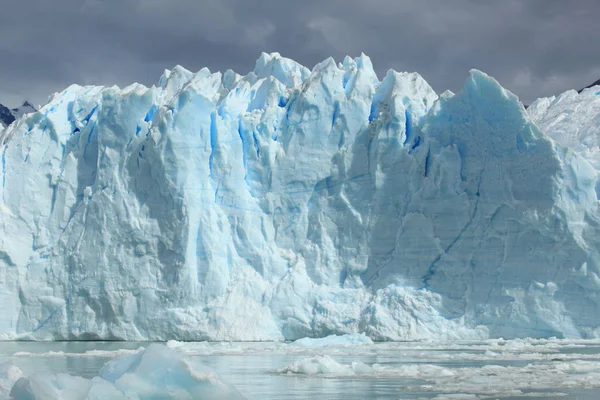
[[1, 0, 599, 106]]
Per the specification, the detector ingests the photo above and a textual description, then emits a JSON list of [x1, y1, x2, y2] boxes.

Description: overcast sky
[[1, 0, 599, 107]]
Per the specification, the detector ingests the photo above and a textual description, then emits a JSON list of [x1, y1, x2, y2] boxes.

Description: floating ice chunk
[[279, 355, 372, 376], [10, 374, 125, 400], [0, 362, 23, 396], [9, 344, 244, 400], [99, 343, 244, 399], [279, 352, 600, 398]]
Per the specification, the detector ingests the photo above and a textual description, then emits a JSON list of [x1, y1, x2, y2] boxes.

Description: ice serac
[[1, 53, 600, 341], [528, 84, 600, 169]]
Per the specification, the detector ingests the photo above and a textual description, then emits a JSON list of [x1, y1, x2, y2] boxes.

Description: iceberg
[[1, 52, 600, 341], [279, 355, 373, 376], [9, 344, 244, 400], [0, 362, 23, 398]]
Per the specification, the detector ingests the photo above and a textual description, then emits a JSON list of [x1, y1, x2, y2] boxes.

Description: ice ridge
[[1, 53, 600, 341]]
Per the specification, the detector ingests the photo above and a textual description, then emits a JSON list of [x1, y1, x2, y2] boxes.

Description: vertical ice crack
[[422, 169, 485, 288], [424, 147, 431, 177], [478, 205, 504, 313], [208, 112, 217, 178], [49, 181, 58, 216], [1, 146, 6, 201], [362, 244, 398, 286], [236, 119, 250, 185], [403, 109, 412, 145]]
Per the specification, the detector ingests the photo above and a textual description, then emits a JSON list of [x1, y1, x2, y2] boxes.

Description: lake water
[[2, 338, 600, 399]]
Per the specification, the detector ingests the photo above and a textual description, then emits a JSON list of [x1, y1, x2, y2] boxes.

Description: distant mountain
[[579, 79, 600, 93], [0, 101, 37, 128], [12, 101, 37, 119], [0, 103, 15, 127]]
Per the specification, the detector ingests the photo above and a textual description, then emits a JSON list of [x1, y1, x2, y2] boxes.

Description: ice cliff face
[[1, 53, 600, 341], [528, 86, 600, 170]]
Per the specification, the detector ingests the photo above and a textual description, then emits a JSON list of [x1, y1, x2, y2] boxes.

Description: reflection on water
[[2, 340, 600, 399]]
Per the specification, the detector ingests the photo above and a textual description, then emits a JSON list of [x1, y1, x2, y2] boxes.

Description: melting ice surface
[[1, 52, 600, 341], [3, 337, 600, 399], [3, 344, 243, 399]]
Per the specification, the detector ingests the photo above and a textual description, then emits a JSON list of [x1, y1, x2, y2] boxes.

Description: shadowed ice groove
[[1, 54, 600, 341]]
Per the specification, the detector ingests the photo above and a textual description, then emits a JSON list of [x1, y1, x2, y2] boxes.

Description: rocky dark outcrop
[[0, 101, 37, 128], [0, 103, 15, 126], [579, 79, 600, 93]]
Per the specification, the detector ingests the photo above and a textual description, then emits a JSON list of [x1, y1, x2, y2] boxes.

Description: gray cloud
[[1, 0, 599, 106]]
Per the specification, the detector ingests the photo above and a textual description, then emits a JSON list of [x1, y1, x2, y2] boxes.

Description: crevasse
[[1, 53, 599, 341]]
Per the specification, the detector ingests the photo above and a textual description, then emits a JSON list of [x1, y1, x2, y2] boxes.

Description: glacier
[[1, 52, 600, 341], [528, 86, 600, 170]]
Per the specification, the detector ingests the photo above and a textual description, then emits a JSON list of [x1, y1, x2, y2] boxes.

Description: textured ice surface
[[292, 333, 374, 347], [279, 355, 600, 398], [2, 53, 600, 341], [8, 344, 243, 400], [0, 362, 23, 398], [529, 84, 600, 169], [3, 338, 600, 399], [279, 355, 373, 376], [272, 337, 600, 398]]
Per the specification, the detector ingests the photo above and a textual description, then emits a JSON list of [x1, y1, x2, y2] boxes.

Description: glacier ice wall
[[528, 86, 600, 169], [1, 52, 600, 341]]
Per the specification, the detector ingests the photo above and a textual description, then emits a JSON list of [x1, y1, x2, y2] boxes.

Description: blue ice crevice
[[82, 106, 98, 124], [208, 112, 218, 178], [144, 105, 159, 123], [422, 173, 484, 288], [236, 119, 250, 185], [403, 109, 413, 145]]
